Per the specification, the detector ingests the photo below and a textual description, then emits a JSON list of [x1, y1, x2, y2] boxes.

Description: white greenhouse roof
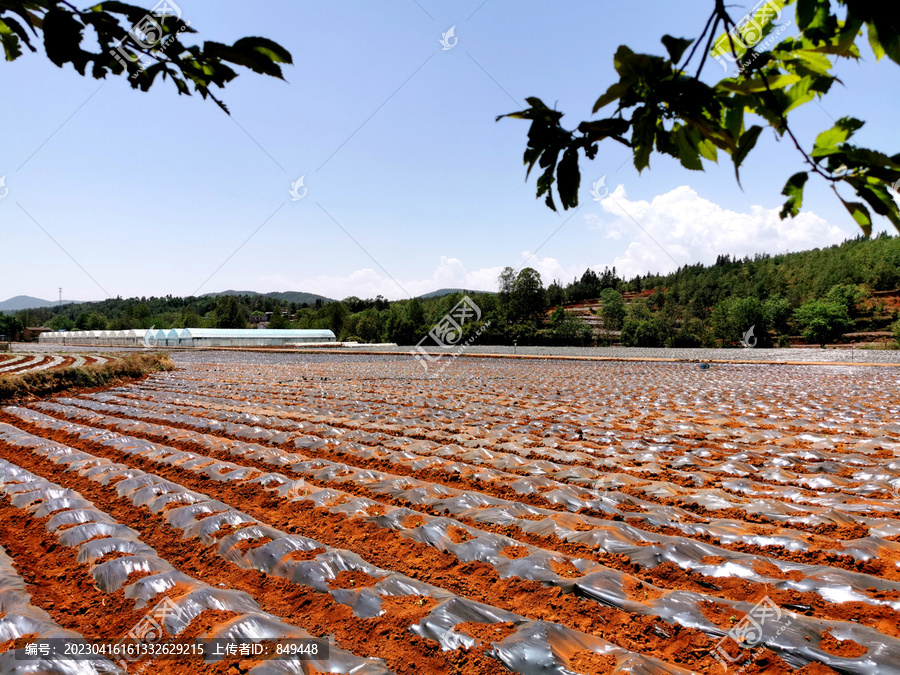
[[178, 328, 335, 339]]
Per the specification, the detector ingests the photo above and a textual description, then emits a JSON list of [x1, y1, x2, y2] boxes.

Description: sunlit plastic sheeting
[[12, 411, 900, 675], [8, 413, 900, 672], [85, 388, 900, 552], [11, 402, 900, 616], [125, 370, 900, 509], [155, 488, 710, 674], [0, 422, 725, 675], [0, 443, 396, 675], [495, 621, 689, 675], [248, 655, 391, 675], [0, 544, 123, 674], [20, 398, 900, 622]]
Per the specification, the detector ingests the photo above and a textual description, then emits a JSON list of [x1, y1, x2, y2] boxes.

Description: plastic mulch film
[[50, 391, 900, 547], [0, 436, 396, 675], [28, 400, 900, 608], [0, 421, 717, 675], [414, 598, 692, 675], [0, 543, 123, 674], [82, 384, 900, 520], [9, 405, 900, 672]]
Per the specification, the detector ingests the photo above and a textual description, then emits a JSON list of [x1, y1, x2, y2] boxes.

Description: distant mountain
[[201, 290, 261, 298], [202, 290, 335, 305], [0, 295, 81, 312], [418, 288, 493, 299]]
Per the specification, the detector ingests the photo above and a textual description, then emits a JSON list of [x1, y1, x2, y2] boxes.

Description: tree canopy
[[500, 0, 900, 235], [0, 1, 292, 113]]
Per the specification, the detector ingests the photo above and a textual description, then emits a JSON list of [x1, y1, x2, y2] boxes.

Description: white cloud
[[255, 185, 847, 299], [584, 185, 845, 278]]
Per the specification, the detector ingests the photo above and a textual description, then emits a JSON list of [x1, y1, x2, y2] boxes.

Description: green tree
[[501, 2, 900, 234], [546, 309, 592, 345], [267, 311, 289, 329], [511, 268, 545, 324], [825, 284, 867, 319], [47, 315, 76, 331], [671, 317, 711, 348], [0, 1, 292, 113], [76, 312, 108, 330], [549, 306, 567, 328], [357, 313, 379, 342], [620, 298, 666, 347], [729, 297, 770, 347], [621, 317, 666, 347], [709, 297, 770, 347], [318, 301, 348, 337], [764, 296, 793, 336], [405, 298, 426, 334], [0, 314, 24, 339], [794, 301, 852, 346], [213, 296, 249, 329], [547, 280, 566, 307], [599, 288, 626, 330], [625, 297, 652, 323], [498, 267, 517, 319], [175, 308, 204, 328], [384, 305, 415, 345]]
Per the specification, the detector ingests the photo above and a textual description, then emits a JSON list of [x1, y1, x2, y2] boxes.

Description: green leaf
[[0, 19, 23, 61], [867, 23, 886, 60], [841, 146, 900, 172], [788, 48, 833, 75], [91, 2, 160, 25], [631, 107, 657, 172], [0, 15, 34, 53], [797, 0, 831, 32], [723, 103, 744, 140], [557, 147, 580, 210], [673, 127, 703, 171], [577, 118, 630, 142], [780, 172, 809, 218], [661, 35, 693, 64], [812, 117, 864, 157], [841, 199, 872, 236], [698, 138, 719, 162], [232, 37, 293, 64], [783, 78, 815, 113], [613, 44, 663, 80], [592, 80, 631, 113], [203, 39, 289, 79], [733, 125, 763, 185], [43, 8, 91, 75], [612, 45, 635, 77], [871, 19, 900, 64], [849, 177, 900, 231], [718, 73, 801, 94]]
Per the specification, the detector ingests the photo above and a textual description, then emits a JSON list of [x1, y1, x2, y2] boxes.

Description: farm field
[[0, 351, 899, 674], [0, 352, 117, 375]]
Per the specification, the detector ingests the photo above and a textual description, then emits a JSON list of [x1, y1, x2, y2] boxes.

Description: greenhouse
[[39, 328, 336, 348]]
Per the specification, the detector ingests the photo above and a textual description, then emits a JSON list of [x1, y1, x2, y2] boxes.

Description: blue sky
[[2, 0, 899, 302]]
